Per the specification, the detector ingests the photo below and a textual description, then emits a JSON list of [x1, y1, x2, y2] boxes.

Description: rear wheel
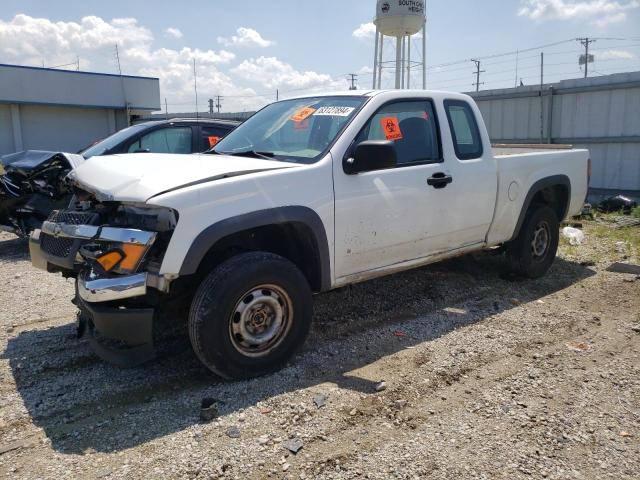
[[188, 251, 313, 379], [507, 205, 559, 279]]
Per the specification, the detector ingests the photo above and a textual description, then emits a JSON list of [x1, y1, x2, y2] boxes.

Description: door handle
[[427, 172, 453, 189]]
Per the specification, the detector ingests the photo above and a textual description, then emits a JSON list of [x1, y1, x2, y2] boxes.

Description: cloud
[[597, 48, 635, 59], [231, 56, 343, 92], [518, 0, 640, 25], [353, 22, 376, 40], [164, 27, 183, 39], [0, 14, 265, 111], [217, 27, 274, 48]]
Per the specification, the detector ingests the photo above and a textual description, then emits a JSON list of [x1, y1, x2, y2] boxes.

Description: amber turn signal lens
[[119, 244, 147, 271], [97, 251, 124, 271]]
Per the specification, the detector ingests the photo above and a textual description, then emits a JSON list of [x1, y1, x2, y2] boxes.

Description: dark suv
[[81, 118, 240, 158]]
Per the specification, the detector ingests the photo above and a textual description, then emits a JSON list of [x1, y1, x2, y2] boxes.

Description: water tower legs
[[422, 24, 426, 89], [372, 27, 380, 89], [395, 36, 402, 89]]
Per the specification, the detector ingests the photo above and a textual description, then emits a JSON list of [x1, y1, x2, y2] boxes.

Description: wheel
[[188, 251, 313, 379], [506, 205, 559, 279]]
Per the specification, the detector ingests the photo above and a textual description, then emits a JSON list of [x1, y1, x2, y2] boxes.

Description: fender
[[510, 175, 571, 241], [178, 206, 331, 291]]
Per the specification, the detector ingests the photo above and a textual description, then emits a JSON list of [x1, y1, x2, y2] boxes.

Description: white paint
[[68, 90, 589, 287]]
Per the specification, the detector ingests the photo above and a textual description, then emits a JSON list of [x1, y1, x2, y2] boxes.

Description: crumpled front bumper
[[29, 215, 162, 366]]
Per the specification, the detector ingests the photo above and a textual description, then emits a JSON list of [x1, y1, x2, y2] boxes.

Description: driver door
[[333, 99, 465, 279]]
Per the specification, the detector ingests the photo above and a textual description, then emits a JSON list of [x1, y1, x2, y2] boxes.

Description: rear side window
[[444, 100, 483, 160]]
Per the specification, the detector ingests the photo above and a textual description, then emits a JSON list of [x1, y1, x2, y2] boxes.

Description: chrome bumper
[[29, 229, 48, 270], [78, 271, 148, 303]]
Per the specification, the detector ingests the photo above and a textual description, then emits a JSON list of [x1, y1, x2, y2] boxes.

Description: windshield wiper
[[225, 150, 276, 160]]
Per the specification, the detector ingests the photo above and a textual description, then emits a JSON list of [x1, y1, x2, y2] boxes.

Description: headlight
[[95, 243, 148, 274]]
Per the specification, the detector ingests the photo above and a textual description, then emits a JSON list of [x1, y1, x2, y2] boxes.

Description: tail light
[[587, 158, 592, 186]]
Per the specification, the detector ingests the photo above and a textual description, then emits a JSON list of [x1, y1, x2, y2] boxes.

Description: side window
[[444, 100, 483, 160], [128, 127, 193, 154], [202, 126, 228, 149], [356, 100, 441, 166]]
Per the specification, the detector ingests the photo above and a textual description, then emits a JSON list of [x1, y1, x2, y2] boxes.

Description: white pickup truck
[[29, 90, 589, 379]]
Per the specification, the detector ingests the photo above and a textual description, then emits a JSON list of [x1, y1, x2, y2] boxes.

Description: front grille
[[41, 234, 75, 258], [47, 210, 96, 225], [41, 210, 99, 258]]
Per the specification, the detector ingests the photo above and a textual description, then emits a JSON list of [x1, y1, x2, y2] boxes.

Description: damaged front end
[[30, 194, 178, 366], [0, 151, 83, 236]]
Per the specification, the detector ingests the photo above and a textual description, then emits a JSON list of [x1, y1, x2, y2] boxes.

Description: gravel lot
[[0, 218, 638, 480]]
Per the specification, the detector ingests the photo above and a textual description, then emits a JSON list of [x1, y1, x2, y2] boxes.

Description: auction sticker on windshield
[[313, 106, 356, 117], [290, 107, 316, 122]]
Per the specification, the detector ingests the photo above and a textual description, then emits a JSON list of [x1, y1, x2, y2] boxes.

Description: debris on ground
[[226, 426, 241, 438], [607, 263, 640, 275], [375, 381, 387, 392], [282, 437, 304, 454], [598, 195, 637, 214], [565, 340, 591, 352], [562, 226, 585, 245], [313, 394, 327, 408], [200, 398, 219, 422]]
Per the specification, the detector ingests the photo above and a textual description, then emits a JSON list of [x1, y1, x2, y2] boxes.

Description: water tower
[[372, 0, 427, 89]]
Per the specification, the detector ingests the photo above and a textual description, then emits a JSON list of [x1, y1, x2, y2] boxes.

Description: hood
[[68, 153, 298, 202], [1, 150, 84, 173]]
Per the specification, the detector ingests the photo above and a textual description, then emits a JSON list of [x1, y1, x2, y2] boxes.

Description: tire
[[506, 205, 559, 279], [188, 251, 313, 379]]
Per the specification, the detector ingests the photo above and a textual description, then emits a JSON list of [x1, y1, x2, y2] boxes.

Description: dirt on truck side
[[0, 217, 638, 480]]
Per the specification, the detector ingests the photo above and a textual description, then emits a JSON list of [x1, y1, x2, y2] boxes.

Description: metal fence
[[469, 71, 640, 198]]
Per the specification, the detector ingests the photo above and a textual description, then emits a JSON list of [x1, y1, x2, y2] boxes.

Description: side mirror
[[343, 140, 397, 175]]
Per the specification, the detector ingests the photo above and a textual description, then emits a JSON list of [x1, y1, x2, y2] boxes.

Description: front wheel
[[188, 252, 313, 379], [506, 205, 559, 279]]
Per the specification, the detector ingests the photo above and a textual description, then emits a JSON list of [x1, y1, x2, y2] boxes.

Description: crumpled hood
[[68, 153, 297, 202]]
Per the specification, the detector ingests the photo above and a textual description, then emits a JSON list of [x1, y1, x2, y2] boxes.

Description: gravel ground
[[0, 218, 638, 480]]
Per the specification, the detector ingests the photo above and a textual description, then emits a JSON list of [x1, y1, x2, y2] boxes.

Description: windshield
[[213, 96, 366, 163], [81, 123, 149, 158]]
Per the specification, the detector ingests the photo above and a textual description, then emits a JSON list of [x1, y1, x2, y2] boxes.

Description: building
[[0, 64, 160, 155], [470, 71, 640, 199]]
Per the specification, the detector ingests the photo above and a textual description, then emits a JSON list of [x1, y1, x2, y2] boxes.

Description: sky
[[1, 0, 639, 112]]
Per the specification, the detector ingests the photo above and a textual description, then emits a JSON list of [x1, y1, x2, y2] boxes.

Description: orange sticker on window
[[381, 117, 403, 141], [294, 118, 310, 130], [290, 107, 316, 123], [208, 136, 221, 147]]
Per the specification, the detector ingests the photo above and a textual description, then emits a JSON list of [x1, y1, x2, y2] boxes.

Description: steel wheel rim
[[531, 221, 550, 260], [229, 284, 293, 357]]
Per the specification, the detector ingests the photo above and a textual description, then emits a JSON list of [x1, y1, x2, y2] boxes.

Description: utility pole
[[276, 89, 279, 101], [165, 98, 168, 120], [193, 59, 199, 120], [76, 56, 80, 71], [115, 44, 122, 75], [540, 52, 544, 144], [215, 95, 222, 114], [348, 73, 358, 90], [577, 37, 596, 78], [208, 98, 214, 117], [471, 59, 484, 92]]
